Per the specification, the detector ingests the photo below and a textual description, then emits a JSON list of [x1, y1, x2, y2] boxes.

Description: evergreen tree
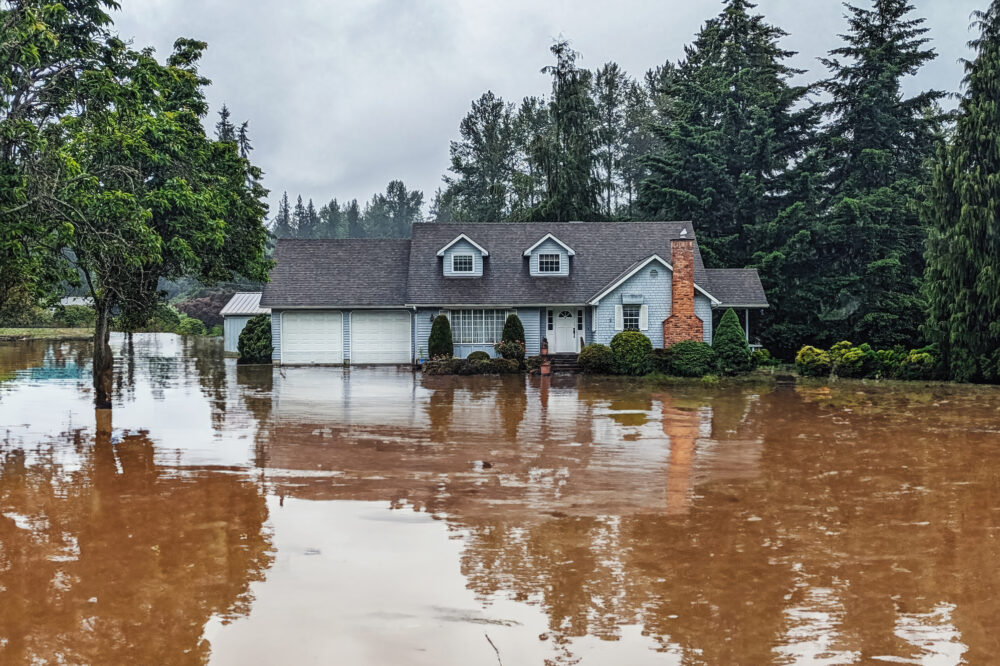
[[272, 192, 294, 238], [345, 199, 364, 238], [215, 104, 236, 142], [292, 195, 308, 238], [713, 308, 752, 374], [639, 0, 814, 267], [443, 91, 516, 221], [510, 96, 550, 216], [317, 198, 344, 238], [297, 198, 319, 239], [237, 121, 253, 158], [429, 187, 458, 223], [924, 1, 1000, 382], [593, 62, 629, 218], [760, 0, 943, 354], [363, 180, 423, 237], [529, 40, 601, 221]]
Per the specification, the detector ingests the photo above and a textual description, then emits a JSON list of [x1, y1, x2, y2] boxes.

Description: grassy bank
[[0, 328, 94, 341]]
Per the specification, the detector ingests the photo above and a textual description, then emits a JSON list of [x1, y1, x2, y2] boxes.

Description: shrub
[[501, 313, 525, 344], [877, 346, 908, 378], [752, 348, 780, 368], [428, 314, 453, 358], [57, 305, 96, 328], [664, 341, 717, 377], [495, 339, 525, 361], [467, 350, 491, 362], [828, 341, 854, 368], [796, 346, 832, 377], [647, 348, 672, 373], [834, 343, 879, 378], [208, 324, 223, 337], [176, 315, 207, 336], [525, 355, 544, 372], [610, 331, 653, 375], [578, 343, 615, 374], [424, 358, 463, 375], [713, 308, 752, 375], [898, 345, 937, 380], [483, 358, 521, 374], [237, 314, 272, 364]]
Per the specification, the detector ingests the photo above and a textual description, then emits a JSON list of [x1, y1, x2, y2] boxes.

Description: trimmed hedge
[[467, 350, 491, 362], [237, 314, 273, 364], [578, 343, 614, 374], [177, 315, 207, 336], [424, 357, 520, 375], [713, 308, 752, 375], [662, 341, 717, 377], [795, 346, 832, 377], [429, 314, 453, 358], [495, 339, 526, 361], [610, 331, 653, 375], [501, 313, 525, 344], [752, 348, 780, 368]]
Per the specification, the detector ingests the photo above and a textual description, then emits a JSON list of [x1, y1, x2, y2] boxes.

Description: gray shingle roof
[[703, 269, 769, 308], [260, 239, 411, 307], [260, 222, 769, 309], [220, 292, 269, 316], [406, 221, 712, 305]]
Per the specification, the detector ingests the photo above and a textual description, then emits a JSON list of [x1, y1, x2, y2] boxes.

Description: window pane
[[623, 306, 640, 331], [453, 255, 473, 272], [538, 254, 560, 272]]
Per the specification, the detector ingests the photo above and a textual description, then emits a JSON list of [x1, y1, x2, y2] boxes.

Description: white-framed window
[[622, 305, 641, 331], [451, 309, 515, 344], [538, 254, 561, 273], [452, 254, 474, 273]]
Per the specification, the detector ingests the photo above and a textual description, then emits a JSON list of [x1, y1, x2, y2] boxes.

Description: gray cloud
[[112, 0, 982, 218]]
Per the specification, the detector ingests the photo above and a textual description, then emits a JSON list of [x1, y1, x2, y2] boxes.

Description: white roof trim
[[436, 234, 489, 257], [588, 254, 721, 306], [522, 233, 576, 256]]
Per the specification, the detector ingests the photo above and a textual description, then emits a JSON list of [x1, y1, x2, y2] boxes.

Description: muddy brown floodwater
[[1, 334, 999, 665]]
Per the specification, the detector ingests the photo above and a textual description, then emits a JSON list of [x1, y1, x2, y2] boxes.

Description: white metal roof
[[220, 292, 270, 316]]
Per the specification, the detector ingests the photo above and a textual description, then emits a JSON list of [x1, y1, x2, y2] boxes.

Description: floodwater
[[1, 335, 998, 665]]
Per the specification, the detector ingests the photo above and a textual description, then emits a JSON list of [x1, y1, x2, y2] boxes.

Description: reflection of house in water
[[257, 368, 765, 519]]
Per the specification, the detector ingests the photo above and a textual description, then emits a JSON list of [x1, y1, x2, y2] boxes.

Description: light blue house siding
[[441, 239, 485, 277], [270, 312, 281, 362], [592, 262, 714, 347], [414, 307, 541, 359], [528, 238, 570, 276], [224, 315, 252, 353]]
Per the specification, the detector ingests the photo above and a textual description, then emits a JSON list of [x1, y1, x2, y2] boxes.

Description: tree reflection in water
[[0, 414, 272, 665]]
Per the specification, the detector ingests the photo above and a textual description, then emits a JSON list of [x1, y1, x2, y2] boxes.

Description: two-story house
[[259, 221, 768, 365]]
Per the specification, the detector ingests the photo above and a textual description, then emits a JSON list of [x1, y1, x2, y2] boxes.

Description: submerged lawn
[[0, 327, 93, 341]]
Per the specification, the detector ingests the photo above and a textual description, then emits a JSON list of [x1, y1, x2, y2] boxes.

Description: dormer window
[[452, 254, 474, 273], [538, 254, 561, 273]]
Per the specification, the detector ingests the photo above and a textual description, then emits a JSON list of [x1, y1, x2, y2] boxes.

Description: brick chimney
[[662, 229, 703, 346]]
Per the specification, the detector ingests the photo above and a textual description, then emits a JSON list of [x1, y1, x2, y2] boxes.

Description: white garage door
[[350, 311, 411, 364], [281, 311, 343, 364]]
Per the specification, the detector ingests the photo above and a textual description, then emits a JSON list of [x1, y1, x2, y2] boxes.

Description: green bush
[[664, 341, 717, 377], [610, 331, 653, 375], [752, 348, 780, 368], [482, 358, 521, 374], [56, 305, 96, 328], [525, 355, 544, 372], [834, 343, 879, 378], [424, 357, 521, 375], [828, 341, 854, 368], [578, 343, 615, 374], [237, 314, 272, 364], [877, 346, 908, 378], [501, 313, 524, 344], [176, 315, 207, 336], [495, 339, 526, 360], [712, 308, 752, 375], [428, 314, 454, 358], [647, 348, 671, 373], [424, 358, 464, 375], [796, 346, 832, 377], [467, 350, 491, 362], [208, 324, 223, 337], [898, 345, 937, 380]]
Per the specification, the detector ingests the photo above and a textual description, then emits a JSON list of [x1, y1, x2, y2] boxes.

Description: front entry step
[[547, 353, 580, 373]]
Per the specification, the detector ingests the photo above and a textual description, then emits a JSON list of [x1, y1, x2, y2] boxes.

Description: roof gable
[[523, 233, 576, 256], [587, 255, 721, 305], [436, 233, 489, 257]]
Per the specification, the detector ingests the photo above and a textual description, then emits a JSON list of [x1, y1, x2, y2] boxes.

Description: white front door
[[553, 309, 578, 353]]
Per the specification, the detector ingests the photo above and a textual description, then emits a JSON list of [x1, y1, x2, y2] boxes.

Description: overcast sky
[[113, 1, 983, 218]]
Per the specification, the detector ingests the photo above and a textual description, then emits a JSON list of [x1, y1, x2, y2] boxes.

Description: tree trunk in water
[[93, 302, 113, 409]]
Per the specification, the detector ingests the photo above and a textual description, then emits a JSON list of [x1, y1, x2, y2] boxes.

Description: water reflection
[[1, 336, 999, 664], [0, 416, 272, 665]]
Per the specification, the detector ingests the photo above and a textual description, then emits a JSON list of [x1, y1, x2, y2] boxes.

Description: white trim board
[[522, 233, 576, 256], [587, 254, 721, 306], [436, 233, 490, 257]]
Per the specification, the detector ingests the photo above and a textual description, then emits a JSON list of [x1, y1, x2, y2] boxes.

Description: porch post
[[744, 309, 750, 343]]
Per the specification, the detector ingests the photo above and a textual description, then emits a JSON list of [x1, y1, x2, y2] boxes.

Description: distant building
[[59, 297, 94, 308], [220, 292, 269, 354]]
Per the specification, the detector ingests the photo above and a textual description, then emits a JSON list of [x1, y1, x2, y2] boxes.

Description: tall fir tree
[[215, 104, 236, 142], [593, 62, 629, 218], [292, 195, 308, 238], [237, 121, 253, 158], [510, 96, 550, 216], [759, 0, 943, 354], [272, 191, 293, 238], [345, 198, 364, 238], [318, 198, 345, 238], [443, 91, 516, 222], [638, 0, 814, 268], [923, 1, 1000, 382], [529, 40, 601, 221]]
